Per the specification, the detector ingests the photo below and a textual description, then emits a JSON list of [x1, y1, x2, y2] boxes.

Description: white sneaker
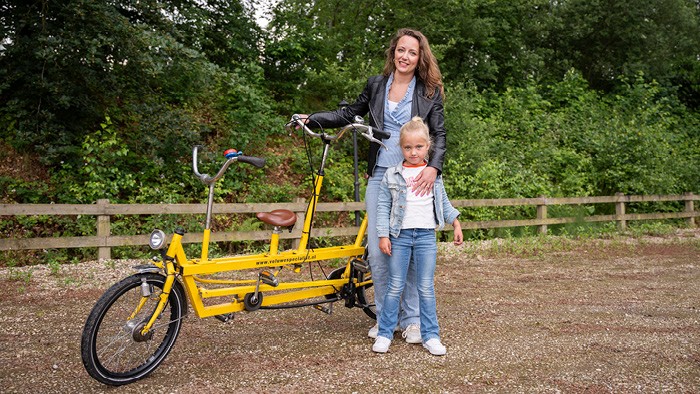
[[402, 323, 422, 344], [423, 338, 447, 356], [369, 323, 401, 339], [372, 336, 391, 353], [368, 323, 378, 339]]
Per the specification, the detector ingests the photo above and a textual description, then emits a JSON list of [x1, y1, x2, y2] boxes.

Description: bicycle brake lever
[[285, 121, 295, 136], [286, 114, 305, 136], [366, 126, 389, 150]]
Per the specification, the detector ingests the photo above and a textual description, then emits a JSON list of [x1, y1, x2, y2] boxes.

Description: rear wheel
[[326, 267, 346, 300], [355, 269, 375, 320], [81, 273, 186, 386], [329, 250, 375, 320]]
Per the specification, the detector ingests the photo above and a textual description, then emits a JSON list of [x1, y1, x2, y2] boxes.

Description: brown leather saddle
[[256, 209, 297, 228]]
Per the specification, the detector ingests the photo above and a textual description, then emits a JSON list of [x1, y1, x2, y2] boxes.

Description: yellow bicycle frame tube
[[296, 173, 323, 252], [201, 228, 211, 263], [140, 259, 177, 335], [143, 210, 368, 319]]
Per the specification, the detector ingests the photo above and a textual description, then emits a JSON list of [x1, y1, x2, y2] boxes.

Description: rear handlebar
[[286, 114, 389, 149], [192, 146, 265, 185]]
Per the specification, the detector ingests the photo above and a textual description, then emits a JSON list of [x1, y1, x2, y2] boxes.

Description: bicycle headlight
[[149, 229, 167, 250]]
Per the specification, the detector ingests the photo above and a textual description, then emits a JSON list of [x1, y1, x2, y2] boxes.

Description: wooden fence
[[1, 193, 697, 260]]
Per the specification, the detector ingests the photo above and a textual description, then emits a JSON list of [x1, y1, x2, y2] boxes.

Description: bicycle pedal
[[352, 258, 370, 273], [259, 270, 279, 287], [313, 304, 333, 315], [214, 313, 234, 323]]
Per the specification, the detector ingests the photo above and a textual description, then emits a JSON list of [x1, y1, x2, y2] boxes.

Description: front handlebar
[[286, 114, 389, 149], [192, 146, 265, 185]]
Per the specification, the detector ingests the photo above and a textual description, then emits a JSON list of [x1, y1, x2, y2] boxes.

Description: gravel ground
[[1, 230, 699, 393]]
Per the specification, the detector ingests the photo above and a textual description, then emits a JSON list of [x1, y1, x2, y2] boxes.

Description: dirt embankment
[[1, 231, 699, 393]]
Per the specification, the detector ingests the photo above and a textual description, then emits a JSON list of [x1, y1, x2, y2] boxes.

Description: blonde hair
[[383, 28, 444, 100], [400, 116, 432, 148]]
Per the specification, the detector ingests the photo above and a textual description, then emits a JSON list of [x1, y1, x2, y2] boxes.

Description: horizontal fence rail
[[1, 193, 697, 260]]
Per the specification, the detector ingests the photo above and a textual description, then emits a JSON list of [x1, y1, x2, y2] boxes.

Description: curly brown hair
[[382, 28, 444, 100]]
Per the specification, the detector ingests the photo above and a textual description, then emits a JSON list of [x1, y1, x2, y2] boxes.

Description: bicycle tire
[[326, 261, 374, 319], [354, 249, 375, 320], [81, 273, 186, 386], [355, 270, 375, 320]]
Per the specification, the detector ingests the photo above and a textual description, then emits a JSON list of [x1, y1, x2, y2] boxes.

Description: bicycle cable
[[295, 112, 360, 276]]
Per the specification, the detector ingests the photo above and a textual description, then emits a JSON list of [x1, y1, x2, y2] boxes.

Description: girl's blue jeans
[[366, 167, 420, 329], [377, 228, 440, 342]]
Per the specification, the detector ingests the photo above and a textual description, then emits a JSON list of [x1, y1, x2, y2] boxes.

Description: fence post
[[537, 195, 547, 235], [684, 192, 696, 227], [615, 192, 627, 230], [97, 199, 111, 260], [292, 197, 306, 249]]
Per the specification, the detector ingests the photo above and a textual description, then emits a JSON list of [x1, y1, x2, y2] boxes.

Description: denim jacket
[[376, 165, 460, 239]]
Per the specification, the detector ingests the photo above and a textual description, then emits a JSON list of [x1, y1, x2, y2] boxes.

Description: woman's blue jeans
[[366, 167, 420, 329], [377, 228, 440, 342]]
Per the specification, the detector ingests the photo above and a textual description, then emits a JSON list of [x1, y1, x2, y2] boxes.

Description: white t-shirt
[[388, 100, 398, 112], [401, 163, 436, 229]]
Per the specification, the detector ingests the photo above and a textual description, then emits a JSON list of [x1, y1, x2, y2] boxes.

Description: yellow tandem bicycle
[[80, 115, 388, 385]]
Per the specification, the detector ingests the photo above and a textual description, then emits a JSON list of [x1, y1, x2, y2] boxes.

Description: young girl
[[372, 116, 463, 356]]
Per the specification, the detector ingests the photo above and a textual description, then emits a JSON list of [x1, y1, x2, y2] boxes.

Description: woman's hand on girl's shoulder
[[412, 166, 438, 196]]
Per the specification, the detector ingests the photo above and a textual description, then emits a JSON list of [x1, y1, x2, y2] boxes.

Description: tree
[[437, 0, 555, 90], [0, 0, 267, 167], [548, 0, 700, 97], [0, 0, 278, 205]]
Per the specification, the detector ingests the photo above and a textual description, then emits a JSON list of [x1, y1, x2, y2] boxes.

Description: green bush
[[445, 71, 699, 202]]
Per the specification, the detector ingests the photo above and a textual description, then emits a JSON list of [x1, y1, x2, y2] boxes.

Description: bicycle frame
[[141, 118, 385, 328]]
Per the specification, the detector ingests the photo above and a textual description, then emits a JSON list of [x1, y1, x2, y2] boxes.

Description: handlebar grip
[[238, 155, 266, 168], [373, 128, 391, 140]]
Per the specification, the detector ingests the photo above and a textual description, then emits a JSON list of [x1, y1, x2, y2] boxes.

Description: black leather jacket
[[307, 74, 446, 177]]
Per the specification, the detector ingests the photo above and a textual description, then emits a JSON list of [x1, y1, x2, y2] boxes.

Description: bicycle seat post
[[205, 183, 216, 230]]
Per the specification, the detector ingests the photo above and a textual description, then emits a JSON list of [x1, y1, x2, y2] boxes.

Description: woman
[[298, 28, 446, 343]]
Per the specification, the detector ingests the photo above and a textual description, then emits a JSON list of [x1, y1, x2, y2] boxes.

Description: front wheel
[[81, 273, 186, 386]]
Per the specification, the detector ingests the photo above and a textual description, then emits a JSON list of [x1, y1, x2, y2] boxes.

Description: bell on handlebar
[[224, 149, 241, 159]]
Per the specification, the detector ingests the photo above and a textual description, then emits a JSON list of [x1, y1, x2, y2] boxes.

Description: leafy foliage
[[56, 117, 136, 203], [443, 70, 700, 221]]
